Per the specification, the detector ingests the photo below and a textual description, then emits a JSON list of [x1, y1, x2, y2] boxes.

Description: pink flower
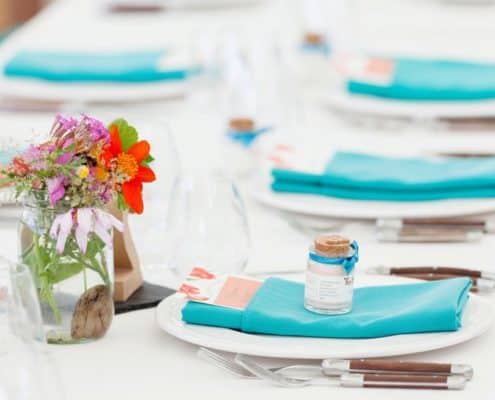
[[47, 175, 65, 206], [50, 208, 123, 254], [49, 209, 74, 253]]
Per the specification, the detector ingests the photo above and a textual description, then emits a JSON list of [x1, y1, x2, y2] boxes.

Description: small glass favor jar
[[304, 235, 359, 315]]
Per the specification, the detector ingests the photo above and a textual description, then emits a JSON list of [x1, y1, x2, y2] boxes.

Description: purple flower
[[55, 115, 78, 131], [55, 152, 72, 165], [82, 114, 109, 142], [47, 175, 65, 206], [20, 145, 46, 171]]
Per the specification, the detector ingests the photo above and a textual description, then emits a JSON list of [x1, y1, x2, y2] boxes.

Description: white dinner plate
[[156, 275, 494, 359], [252, 187, 495, 220], [324, 90, 495, 120], [0, 76, 189, 103]]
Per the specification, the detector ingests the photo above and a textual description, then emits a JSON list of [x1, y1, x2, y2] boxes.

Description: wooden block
[[110, 207, 143, 302]]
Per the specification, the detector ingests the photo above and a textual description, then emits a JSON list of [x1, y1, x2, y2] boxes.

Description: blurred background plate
[[0, 76, 189, 103], [323, 89, 495, 120], [252, 187, 495, 220]]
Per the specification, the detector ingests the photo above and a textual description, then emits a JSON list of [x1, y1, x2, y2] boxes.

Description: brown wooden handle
[[351, 360, 451, 374], [394, 273, 477, 284], [390, 267, 482, 278], [108, 4, 165, 12], [362, 374, 449, 390], [398, 275, 478, 293], [403, 218, 484, 227]]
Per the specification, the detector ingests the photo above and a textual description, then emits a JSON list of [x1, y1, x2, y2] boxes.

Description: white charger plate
[[252, 187, 495, 220], [0, 76, 189, 103], [324, 90, 495, 120], [156, 275, 494, 359]]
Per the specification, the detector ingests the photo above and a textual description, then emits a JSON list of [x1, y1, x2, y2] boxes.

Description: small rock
[[71, 285, 114, 340]]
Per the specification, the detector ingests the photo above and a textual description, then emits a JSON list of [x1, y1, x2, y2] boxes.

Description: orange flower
[[104, 124, 156, 214]]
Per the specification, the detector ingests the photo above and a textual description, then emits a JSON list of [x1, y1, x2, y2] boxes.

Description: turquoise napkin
[[348, 58, 495, 101], [3, 50, 199, 83], [182, 277, 471, 338], [271, 152, 495, 201]]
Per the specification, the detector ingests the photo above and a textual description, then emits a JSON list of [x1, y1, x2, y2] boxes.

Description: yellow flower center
[[117, 153, 138, 178], [77, 166, 89, 179]]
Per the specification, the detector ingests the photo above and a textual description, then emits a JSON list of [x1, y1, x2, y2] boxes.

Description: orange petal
[[109, 124, 123, 155], [127, 140, 150, 164], [135, 166, 156, 183], [122, 180, 144, 214]]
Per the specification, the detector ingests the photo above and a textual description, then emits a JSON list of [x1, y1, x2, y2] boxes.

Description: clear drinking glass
[[0, 258, 44, 353], [165, 172, 250, 283], [0, 258, 65, 400]]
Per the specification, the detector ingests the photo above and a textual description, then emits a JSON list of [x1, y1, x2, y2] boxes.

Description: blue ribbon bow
[[226, 126, 272, 148], [308, 241, 359, 274]]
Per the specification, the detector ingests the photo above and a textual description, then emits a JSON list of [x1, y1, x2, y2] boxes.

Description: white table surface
[[2, 0, 495, 398]]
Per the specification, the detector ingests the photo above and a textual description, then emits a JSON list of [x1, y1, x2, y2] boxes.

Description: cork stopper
[[229, 118, 254, 133], [314, 235, 351, 258], [304, 32, 325, 45]]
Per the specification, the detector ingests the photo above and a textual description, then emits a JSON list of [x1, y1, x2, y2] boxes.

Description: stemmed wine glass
[[165, 171, 250, 284]]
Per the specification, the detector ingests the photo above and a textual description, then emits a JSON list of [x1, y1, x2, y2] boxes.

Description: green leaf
[[85, 235, 105, 259], [49, 262, 84, 284], [141, 153, 154, 167], [110, 118, 138, 151], [116, 191, 129, 212]]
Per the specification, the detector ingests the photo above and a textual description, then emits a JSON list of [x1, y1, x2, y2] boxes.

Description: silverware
[[430, 151, 495, 159], [197, 348, 321, 379], [377, 228, 483, 243], [199, 347, 473, 383], [107, 3, 165, 13], [436, 116, 495, 131], [235, 354, 467, 389], [368, 265, 495, 281], [322, 359, 473, 380], [382, 273, 490, 292], [334, 108, 495, 132], [377, 218, 495, 234]]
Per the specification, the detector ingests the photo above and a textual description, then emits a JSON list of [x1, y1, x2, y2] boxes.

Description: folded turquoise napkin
[[271, 152, 495, 201], [348, 58, 495, 101], [3, 50, 199, 83], [182, 277, 471, 338]]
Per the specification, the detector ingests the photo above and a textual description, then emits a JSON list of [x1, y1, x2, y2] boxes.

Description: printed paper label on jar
[[305, 269, 353, 304]]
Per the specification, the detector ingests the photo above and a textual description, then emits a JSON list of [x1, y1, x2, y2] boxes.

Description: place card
[[338, 56, 395, 86], [178, 268, 263, 310]]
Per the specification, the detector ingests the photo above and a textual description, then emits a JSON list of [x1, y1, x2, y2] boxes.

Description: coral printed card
[[178, 267, 263, 310], [339, 56, 395, 86]]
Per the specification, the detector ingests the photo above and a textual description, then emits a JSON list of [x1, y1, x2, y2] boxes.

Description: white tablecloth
[[1, 0, 495, 398]]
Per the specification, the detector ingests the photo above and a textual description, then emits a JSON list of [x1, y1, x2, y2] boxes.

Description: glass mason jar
[[17, 191, 114, 344]]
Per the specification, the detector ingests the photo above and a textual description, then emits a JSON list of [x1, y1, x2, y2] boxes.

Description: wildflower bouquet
[[2, 115, 155, 342]]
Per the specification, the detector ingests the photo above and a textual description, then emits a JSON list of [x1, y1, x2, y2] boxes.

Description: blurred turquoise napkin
[[348, 58, 495, 101], [182, 277, 471, 338], [3, 50, 199, 83], [271, 152, 495, 201]]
